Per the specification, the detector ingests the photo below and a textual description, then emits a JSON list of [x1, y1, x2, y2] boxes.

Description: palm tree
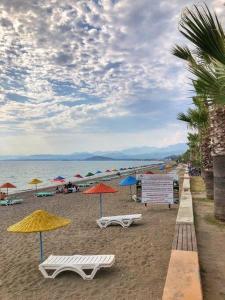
[[186, 132, 201, 165], [177, 96, 213, 199], [174, 4, 225, 220]]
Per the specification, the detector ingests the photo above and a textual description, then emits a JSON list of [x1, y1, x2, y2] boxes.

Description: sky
[[0, 0, 224, 155]]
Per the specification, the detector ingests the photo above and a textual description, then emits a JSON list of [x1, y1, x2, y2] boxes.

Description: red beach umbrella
[[105, 170, 111, 173], [74, 174, 83, 178], [0, 182, 16, 195], [83, 183, 117, 217], [145, 171, 154, 174]]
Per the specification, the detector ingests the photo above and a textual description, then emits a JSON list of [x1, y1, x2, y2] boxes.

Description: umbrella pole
[[99, 194, 103, 218], [129, 185, 132, 199], [39, 232, 44, 262]]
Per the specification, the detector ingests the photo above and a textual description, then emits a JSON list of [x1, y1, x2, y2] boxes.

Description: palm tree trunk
[[201, 131, 213, 199], [211, 106, 225, 221]]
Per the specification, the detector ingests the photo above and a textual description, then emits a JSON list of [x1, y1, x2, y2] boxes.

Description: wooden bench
[[172, 224, 197, 251]]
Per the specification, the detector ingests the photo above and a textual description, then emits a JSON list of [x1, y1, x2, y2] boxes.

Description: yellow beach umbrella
[[8, 210, 71, 262], [29, 178, 43, 191]]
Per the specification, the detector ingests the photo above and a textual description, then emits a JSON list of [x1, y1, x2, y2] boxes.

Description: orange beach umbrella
[[83, 183, 117, 217], [0, 182, 16, 195]]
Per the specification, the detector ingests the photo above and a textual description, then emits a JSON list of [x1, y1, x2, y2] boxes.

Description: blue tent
[[120, 176, 137, 186], [120, 176, 137, 199], [95, 170, 102, 174]]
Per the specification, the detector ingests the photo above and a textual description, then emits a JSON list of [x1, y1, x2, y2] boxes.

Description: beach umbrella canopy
[[112, 168, 117, 171], [54, 176, 65, 180], [29, 178, 43, 191], [120, 176, 137, 186], [53, 176, 65, 183], [0, 182, 16, 195], [74, 174, 83, 178], [120, 176, 137, 200], [145, 171, 154, 174], [7, 210, 71, 262], [105, 169, 111, 173], [85, 172, 94, 177], [95, 170, 102, 174], [83, 183, 117, 217]]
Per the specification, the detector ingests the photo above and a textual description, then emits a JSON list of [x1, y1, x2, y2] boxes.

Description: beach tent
[[83, 183, 117, 218], [74, 174, 83, 178], [0, 182, 16, 195], [29, 178, 43, 191], [7, 210, 71, 262], [85, 172, 94, 177], [120, 176, 137, 199]]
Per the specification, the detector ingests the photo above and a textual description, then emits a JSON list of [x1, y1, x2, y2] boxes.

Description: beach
[[0, 173, 177, 300]]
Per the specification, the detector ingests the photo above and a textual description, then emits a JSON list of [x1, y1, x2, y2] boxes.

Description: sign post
[[141, 174, 173, 207]]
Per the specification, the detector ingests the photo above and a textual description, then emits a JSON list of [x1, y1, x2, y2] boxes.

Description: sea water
[[0, 160, 161, 193]]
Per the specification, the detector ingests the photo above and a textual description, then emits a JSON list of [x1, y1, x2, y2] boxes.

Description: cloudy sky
[[0, 0, 224, 155]]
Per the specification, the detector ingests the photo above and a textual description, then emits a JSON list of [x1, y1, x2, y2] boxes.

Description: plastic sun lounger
[[8, 199, 23, 205], [36, 192, 54, 197], [101, 178, 111, 181], [39, 254, 115, 280], [97, 214, 142, 228], [0, 199, 23, 206], [77, 183, 90, 188], [0, 200, 9, 206]]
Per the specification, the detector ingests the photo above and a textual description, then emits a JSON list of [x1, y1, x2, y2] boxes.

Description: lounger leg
[[39, 266, 52, 278], [81, 267, 99, 280]]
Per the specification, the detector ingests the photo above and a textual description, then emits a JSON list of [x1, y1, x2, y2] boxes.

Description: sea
[[0, 160, 162, 193]]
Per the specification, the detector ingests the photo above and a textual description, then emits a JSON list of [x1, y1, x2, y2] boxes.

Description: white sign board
[[141, 174, 173, 204], [168, 169, 178, 181]]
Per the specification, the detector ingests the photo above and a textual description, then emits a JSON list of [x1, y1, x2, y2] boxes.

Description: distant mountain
[[85, 156, 115, 161], [0, 143, 187, 161]]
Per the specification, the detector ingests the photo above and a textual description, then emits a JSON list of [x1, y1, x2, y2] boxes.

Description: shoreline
[[8, 163, 161, 196]]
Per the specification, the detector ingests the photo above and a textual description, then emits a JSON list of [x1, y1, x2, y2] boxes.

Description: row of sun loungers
[[36, 192, 55, 197], [0, 199, 24, 206], [39, 214, 142, 279]]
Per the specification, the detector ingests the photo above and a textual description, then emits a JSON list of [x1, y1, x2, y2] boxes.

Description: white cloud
[[0, 0, 223, 153]]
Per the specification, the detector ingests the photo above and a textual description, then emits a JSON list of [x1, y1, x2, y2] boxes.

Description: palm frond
[[172, 45, 194, 62], [179, 4, 225, 64]]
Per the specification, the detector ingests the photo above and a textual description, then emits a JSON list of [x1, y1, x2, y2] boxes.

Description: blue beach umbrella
[[120, 176, 137, 199], [160, 165, 165, 172], [54, 176, 65, 180], [95, 170, 102, 174]]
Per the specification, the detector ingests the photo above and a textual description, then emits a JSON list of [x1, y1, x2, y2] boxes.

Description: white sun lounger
[[97, 214, 142, 228], [39, 254, 115, 280]]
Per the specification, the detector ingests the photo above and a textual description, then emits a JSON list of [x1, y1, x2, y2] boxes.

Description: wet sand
[[0, 176, 177, 300]]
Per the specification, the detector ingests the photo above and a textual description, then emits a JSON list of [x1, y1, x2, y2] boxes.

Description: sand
[[0, 176, 177, 300]]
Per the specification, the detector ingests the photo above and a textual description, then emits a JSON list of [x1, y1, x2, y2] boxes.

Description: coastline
[[8, 163, 161, 196]]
